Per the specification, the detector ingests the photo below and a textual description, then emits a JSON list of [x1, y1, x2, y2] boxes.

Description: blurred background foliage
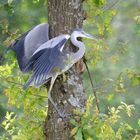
[[0, 0, 140, 139]]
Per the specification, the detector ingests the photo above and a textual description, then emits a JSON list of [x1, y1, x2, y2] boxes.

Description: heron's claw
[[52, 103, 70, 119], [57, 108, 71, 119]]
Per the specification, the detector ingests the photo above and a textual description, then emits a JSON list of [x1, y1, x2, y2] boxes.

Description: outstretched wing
[[23, 38, 68, 90], [11, 30, 31, 71], [10, 23, 49, 72], [24, 23, 49, 61], [24, 34, 70, 72]]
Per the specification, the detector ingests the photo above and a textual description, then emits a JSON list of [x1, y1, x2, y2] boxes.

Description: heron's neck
[[70, 33, 85, 63]]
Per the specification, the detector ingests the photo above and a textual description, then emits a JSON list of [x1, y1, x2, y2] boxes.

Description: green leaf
[[8, 0, 14, 5], [138, 119, 140, 126], [71, 127, 78, 136], [74, 128, 83, 140]]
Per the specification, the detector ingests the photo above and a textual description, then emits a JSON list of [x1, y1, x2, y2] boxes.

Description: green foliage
[[0, 1, 47, 138], [134, 15, 140, 35], [71, 96, 139, 140], [1, 110, 46, 139], [84, 0, 116, 35], [0, 58, 47, 139], [1, 112, 17, 138]]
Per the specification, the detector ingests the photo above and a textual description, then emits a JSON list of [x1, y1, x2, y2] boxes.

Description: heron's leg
[[48, 75, 66, 118]]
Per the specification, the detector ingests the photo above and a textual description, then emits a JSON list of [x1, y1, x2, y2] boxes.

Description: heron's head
[[72, 28, 98, 41]]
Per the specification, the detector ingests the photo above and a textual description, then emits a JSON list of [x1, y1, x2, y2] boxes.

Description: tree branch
[[83, 57, 100, 113]]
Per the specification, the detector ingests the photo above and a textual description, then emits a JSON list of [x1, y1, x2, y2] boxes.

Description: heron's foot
[[48, 97, 70, 119], [57, 109, 71, 119], [53, 104, 70, 119]]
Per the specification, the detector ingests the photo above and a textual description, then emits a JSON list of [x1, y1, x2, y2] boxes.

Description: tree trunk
[[44, 0, 86, 139]]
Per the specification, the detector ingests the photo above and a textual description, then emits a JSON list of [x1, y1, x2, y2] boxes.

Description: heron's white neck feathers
[[60, 34, 70, 52], [70, 32, 85, 63]]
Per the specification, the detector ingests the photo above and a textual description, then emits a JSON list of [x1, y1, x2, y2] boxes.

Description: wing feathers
[[23, 36, 69, 89], [23, 76, 34, 90]]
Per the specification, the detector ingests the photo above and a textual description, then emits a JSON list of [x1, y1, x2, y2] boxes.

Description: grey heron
[[22, 29, 97, 117], [5, 23, 49, 71]]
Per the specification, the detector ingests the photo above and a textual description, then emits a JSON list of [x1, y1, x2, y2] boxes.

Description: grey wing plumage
[[23, 38, 68, 90], [23, 49, 46, 72], [9, 23, 49, 72], [11, 30, 31, 70], [24, 23, 49, 61], [23, 48, 52, 90], [0, 30, 30, 65]]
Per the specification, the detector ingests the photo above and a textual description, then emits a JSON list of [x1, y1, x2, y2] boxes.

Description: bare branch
[[83, 57, 100, 113], [102, 0, 121, 11]]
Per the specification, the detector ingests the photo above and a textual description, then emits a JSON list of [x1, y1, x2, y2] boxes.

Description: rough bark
[[44, 0, 86, 139]]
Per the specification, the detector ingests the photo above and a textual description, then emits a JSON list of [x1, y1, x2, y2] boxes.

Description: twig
[[0, 74, 49, 99], [83, 57, 100, 113], [6, 79, 23, 86], [0, 75, 23, 86], [102, 0, 121, 11], [31, 94, 48, 99]]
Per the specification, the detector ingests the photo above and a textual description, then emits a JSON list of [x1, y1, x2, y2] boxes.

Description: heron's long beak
[[84, 32, 98, 41]]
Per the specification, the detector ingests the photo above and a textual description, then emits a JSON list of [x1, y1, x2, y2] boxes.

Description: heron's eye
[[77, 37, 82, 41]]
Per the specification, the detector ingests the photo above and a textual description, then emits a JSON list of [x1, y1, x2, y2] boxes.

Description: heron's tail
[[23, 76, 34, 90]]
